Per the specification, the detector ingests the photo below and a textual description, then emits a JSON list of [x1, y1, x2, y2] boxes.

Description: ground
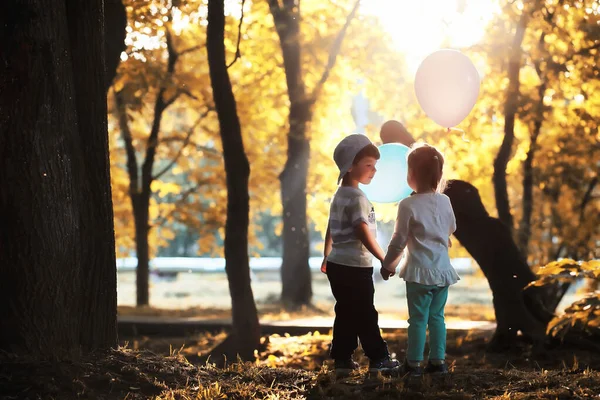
[[1, 273, 593, 399], [2, 329, 600, 399]]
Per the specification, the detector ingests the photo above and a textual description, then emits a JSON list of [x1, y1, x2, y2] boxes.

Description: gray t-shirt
[[327, 187, 377, 268]]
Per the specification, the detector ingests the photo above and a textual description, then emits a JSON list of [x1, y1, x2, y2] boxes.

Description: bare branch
[[310, 0, 360, 104], [180, 44, 204, 56], [165, 29, 179, 74], [164, 90, 182, 108], [164, 87, 201, 107], [282, 0, 296, 10], [227, 0, 246, 68], [180, 88, 200, 101], [152, 116, 205, 181], [267, 0, 281, 13], [114, 90, 140, 193], [153, 181, 209, 227], [575, 42, 600, 57], [579, 177, 598, 221], [160, 137, 222, 157], [141, 27, 179, 189]]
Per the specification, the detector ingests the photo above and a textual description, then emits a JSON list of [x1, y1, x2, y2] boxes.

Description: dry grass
[[0, 348, 312, 400], [2, 329, 600, 399]]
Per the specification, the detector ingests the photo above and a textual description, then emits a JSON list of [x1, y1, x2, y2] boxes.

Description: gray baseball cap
[[333, 134, 374, 184]]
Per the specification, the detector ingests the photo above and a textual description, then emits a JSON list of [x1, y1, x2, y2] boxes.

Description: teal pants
[[406, 282, 449, 362]]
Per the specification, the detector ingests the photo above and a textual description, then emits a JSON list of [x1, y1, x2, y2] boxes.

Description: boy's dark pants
[[326, 261, 389, 361]]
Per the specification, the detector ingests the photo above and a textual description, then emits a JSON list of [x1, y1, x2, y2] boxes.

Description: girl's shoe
[[424, 361, 449, 374], [401, 360, 423, 377]]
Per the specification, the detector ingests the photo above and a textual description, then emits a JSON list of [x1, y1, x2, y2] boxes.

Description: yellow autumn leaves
[[108, 0, 599, 273]]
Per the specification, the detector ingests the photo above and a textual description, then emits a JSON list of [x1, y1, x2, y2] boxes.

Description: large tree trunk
[[280, 110, 313, 307], [104, 0, 127, 91], [268, 1, 312, 307], [0, 0, 117, 356], [268, 0, 359, 308], [132, 194, 151, 306], [206, 0, 260, 362], [493, 12, 529, 234], [65, 0, 119, 348]]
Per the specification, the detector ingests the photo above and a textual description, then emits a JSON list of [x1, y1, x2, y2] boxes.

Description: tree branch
[[153, 182, 208, 227], [165, 28, 179, 75], [180, 44, 204, 56], [579, 176, 598, 221], [267, 0, 281, 13], [493, 10, 530, 233], [152, 115, 205, 181], [181, 88, 199, 101], [114, 90, 140, 193], [575, 42, 600, 57], [226, 0, 246, 68], [310, 0, 360, 104], [164, 87, 200, 108], [141, 27, 179, 190], [164, 90, 181, 109], [282, 0, 295, 10], [160, 137, 222, 157]]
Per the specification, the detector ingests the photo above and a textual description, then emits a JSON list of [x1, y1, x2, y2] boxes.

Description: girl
[[380, 143, 459, 376]]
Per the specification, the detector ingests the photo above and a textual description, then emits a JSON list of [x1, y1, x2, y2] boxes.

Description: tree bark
[[493, 12, 530, 234], [0, 0, 117, 356], [517, 80, 545, 257], [132, 193, 151, 306], [206, 0, 260, 362], [65, 0, 118, 349], [280, 126, 313, 307], [268, 1, 312, 307], [104, 0, 127, 90], [445, 180, 551, 350], [268, 0, 359, 308]]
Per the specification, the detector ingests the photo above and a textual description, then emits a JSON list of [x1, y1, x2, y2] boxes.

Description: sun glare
[[363, 0, 500, 74]]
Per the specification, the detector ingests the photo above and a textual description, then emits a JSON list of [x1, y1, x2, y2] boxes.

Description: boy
[[321, 134, 400, 375]]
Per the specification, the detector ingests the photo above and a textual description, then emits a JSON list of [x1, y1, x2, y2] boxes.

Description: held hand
[[320, 257, 328, 274], [380, 266, 394, 281]]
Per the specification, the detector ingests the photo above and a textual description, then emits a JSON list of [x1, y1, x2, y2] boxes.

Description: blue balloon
[[360, 143, 412, 203]]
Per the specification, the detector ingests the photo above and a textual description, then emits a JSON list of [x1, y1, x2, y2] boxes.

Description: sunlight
[[363, 0, 500, 73]]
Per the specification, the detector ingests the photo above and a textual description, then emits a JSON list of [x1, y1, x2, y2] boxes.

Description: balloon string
[[447, 126, 470, 142]]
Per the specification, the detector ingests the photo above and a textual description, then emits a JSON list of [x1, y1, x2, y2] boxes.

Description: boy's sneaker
[[425, 361, 449, 375], [334, 358, 359, 376], [369, 355, 401, 374], [401, 361, 423, 377]]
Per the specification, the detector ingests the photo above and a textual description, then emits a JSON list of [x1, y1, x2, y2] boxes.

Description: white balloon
[[414, 49, 481, 128]]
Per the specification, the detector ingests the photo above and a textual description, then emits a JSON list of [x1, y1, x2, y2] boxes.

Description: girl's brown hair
[[407, 143, 445, 193]]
